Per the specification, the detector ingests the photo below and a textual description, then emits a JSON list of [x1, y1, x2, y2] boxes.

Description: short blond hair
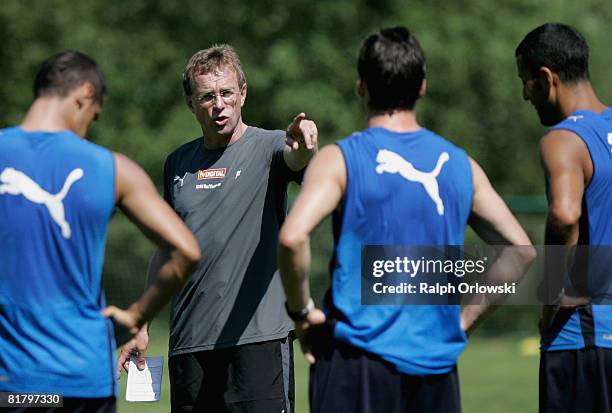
[[182, 44, 246, 96]]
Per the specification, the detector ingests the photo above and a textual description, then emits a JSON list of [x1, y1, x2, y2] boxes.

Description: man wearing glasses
[[118, 44, 317, 412]]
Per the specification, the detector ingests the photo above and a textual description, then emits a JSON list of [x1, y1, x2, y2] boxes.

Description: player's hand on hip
[[558, 293, 591, 308], [115, 326, 149, 378], [295, 308, 326, 365], [102, 305, 141, 339], [537, 294, 590, 335], [286, 112, 318, 151]]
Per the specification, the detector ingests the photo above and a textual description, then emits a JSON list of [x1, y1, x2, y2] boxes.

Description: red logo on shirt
[[197, 168, 227, 180]]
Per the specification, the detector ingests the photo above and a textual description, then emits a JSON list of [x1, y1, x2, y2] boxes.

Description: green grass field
[[117, 329, 539, 413]]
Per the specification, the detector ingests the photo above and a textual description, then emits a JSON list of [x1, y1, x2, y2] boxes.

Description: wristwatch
[[285, 298, 315, 321]]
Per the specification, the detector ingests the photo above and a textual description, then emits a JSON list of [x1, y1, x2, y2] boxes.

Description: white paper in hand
[[125, 355, 163, 402]]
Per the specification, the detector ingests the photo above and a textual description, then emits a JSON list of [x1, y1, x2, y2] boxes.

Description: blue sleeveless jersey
[[330, 127, 473, 375], [0, 127, 116, 397], [542, 108, 612, 351]]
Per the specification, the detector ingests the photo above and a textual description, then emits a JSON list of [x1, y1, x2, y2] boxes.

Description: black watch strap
[[285, 298, 315, 321]]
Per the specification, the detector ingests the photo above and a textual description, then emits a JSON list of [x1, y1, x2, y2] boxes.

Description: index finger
[[288, 112, 306, 130]]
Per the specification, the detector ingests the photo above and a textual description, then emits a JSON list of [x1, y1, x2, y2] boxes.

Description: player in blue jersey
[[0, 51, 201, 412], [516, 23, 612, 413], [278, 27, 534, 412]]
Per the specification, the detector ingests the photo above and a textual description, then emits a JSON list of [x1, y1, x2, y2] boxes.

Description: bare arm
[[541, 130, 590, 246], [461, 157, 536, 332], [539, 130, 592, 328], [283, 113, 318, 172], [116, 248, 171, 373], [278, 144, 345, 363], [468, 158, 531, 245], [103, 153, 200, 340]]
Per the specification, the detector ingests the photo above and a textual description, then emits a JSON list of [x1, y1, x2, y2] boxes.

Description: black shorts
[[540, 347, 612, 413], [169, 335, 294, 413], [309, 333, 461, 413], [1, 397, 115, 413]]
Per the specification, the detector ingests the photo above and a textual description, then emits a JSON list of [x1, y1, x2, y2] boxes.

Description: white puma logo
[[568, 115, 584, 122], [173, 174, 185, 187], [376, 150, 449, 215], [0, 167, 84, 238]]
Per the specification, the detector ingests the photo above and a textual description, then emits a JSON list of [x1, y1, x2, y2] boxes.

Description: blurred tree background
[[1, 0, 611, 335]]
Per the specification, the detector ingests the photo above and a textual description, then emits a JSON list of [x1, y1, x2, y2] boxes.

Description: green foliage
[[2, 0, 611, 326]]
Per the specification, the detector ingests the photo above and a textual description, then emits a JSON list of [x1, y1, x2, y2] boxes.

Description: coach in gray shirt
[[118, 44, 317, 413]]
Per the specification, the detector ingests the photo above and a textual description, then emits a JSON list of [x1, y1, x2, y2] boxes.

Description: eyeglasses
[[195, 89, 237, 107]]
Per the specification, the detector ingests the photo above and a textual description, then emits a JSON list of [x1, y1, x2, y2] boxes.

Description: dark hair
[[33, 50, 107, 104], [515, 23, 589, 83], [358, 26, 426, 112]]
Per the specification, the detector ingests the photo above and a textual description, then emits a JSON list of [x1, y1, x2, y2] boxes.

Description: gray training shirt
[[163, 126, 300, 356]]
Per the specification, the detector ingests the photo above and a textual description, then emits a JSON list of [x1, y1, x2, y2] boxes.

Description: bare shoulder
[[113, 152, 155, 202], [540, 129, 588, 156], [113, 152, 136, 169], [114, 152, 149, 181], [467, 156, 482, 172], [539, 129, 592, 178], [303, 144, 346, 190], [467, 156, 490, 189], [308, 144, 345, 174], [316, 144, 343, 162]]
